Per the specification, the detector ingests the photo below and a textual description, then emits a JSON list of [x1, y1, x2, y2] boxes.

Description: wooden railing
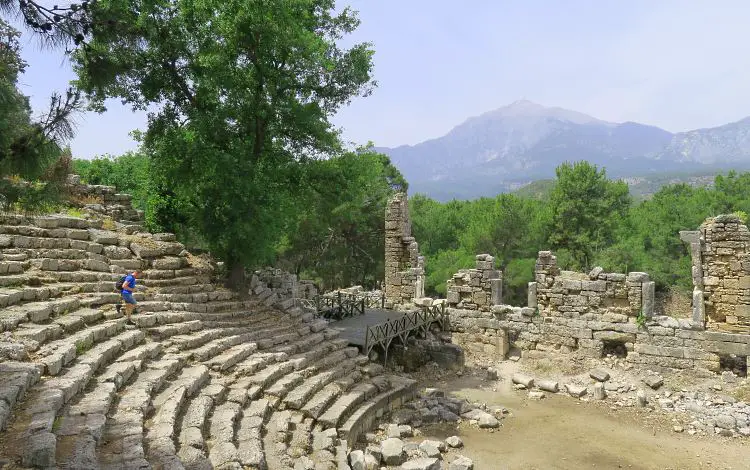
[[310, 292, 366, 321], [364, 302, 448, 365]]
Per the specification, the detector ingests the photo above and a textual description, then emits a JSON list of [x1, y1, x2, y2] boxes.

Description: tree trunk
[[227, 262, 246, 290]]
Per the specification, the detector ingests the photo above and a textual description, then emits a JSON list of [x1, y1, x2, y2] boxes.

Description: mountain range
[[376, 100, 750, 201]]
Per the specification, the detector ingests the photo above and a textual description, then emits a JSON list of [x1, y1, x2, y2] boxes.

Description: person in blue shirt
[[121, 270, 140, 324]]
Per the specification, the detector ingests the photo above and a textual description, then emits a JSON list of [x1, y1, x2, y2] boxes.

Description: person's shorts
[[122, 292, 137, 304]]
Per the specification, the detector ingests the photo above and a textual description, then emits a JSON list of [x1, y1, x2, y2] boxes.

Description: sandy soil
[[413, 368, 750, 469]]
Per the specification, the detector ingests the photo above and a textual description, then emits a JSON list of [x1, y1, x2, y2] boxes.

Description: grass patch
[[75, 341, 91, 356], [101, 218, 117, 231], [730, 384, 750, 403], [52, 416, 62, 432], [65, 207, 86, 218]]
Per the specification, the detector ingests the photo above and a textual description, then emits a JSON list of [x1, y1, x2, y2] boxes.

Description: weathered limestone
[[683, 215, 750, 333], [446, 254, 503, 311], [384, 192, 425, 307], [0, 182, 426, 470], [535, 252, 653, 319]]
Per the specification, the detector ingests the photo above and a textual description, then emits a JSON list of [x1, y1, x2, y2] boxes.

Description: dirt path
[[416, 375, 750, 469]]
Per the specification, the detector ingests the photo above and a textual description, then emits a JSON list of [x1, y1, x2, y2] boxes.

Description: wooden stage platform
[[328, 308, 407, 347]]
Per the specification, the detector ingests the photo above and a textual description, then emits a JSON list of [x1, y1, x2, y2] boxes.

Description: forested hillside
[[411, 163, 750, 305]]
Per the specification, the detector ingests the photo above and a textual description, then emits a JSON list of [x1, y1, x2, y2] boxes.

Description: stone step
[[46, 270, 118, 283], [301, 383, 342, 420], [54, 356, 155, 469], [316, 382, 380, 429], [97, 357, 185, 470], [136, 299, 249, 314], [37, 317, 128, 376], [157, 283, 218, 295], [265, 371, 304, 399], [138, 275, 213, 288], [205, 342, 259, 372], [207, 401, 243, 469], [4, 329, 146, 467], [234, 400, 269, 469], [0, 284, 80, 309], [282, 358, 359, 410], [177, 395, 213, 445], [275, 332, 324, 356], [246, 361, 296, 390], [151, 290, 234, 303], [286, 414, 314, 462], [234, 352, 286, 377], [146, 319, 203, 339], [337, 377, 418, 443], [12, 322, 63, 348], [0, 296, 81, 332], [145, 365, 211, 469], [285, 338, 349, 371], [0, 362, 43, 431], [0, 260, 26, 275], [132, 310, 203, 328], [0, 273, 50, 288]]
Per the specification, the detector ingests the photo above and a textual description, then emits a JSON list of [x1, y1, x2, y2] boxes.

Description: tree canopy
[[72, 0, 376, 283]]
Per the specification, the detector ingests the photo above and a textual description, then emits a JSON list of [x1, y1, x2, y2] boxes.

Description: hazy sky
[[15, 0, 750, 158]]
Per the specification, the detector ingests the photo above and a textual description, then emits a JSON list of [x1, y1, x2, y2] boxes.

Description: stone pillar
[[490, 278, 503, 306], [641, 281, 655, 319], [528, 281, 538, 308], [680, 230, 706, 329], [383, 192, 425, 306], [692, 288, 705, 326]]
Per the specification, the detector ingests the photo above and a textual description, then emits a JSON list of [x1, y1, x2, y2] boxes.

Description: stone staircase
[[0, 210, 416, 469]]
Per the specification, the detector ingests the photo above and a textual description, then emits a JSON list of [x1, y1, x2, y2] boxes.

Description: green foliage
[[636, 310, 647, 328], [548, 161, 630, 270], [275, 146, 405, 290], [72, 0, 376, 281], [0, 18, 80, 211], [73, 152, 150, 211], [413, 161, 750, 305]]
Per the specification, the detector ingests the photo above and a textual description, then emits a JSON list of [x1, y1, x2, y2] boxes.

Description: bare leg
[[125, 303, 134, 322]]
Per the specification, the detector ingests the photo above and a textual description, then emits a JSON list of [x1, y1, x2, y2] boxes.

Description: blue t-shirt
[[122, 274, 136, 295]]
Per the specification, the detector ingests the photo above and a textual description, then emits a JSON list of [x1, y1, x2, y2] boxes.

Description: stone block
[[527, 282, 537, 308], [641, 282, 655, 318], [692, 289, 705, 326]]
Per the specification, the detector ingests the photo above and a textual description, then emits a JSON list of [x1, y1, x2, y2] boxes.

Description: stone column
[[528, 282, 538, 308], [680, 230, 705, 329], [641, 281, 655, 319]]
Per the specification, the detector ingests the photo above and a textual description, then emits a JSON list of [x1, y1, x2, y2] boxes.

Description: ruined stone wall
[[446, 254, 502, 311], [447, 304, 750, 374], [682, 215, 750, 334], [530, 251, 655, 320], [66, 174, 144, 224], [447, 219, 750, 374], [251, 267, 317, 302], [384, 192, 424, 307]]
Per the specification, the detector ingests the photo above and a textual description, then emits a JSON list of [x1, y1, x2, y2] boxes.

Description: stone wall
[[250, 267, 317, 302], [446, 221, 750, 374], [66, 174, 144, 225], [531, 251, 655, 320], [384, 192, 425, 307], [447, 304, 750, 374], [682, 214, 750, 334], [446, 254, 502, 311]]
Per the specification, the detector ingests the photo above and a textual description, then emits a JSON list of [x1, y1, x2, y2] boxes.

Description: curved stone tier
[[0, 212, 415, 469]]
